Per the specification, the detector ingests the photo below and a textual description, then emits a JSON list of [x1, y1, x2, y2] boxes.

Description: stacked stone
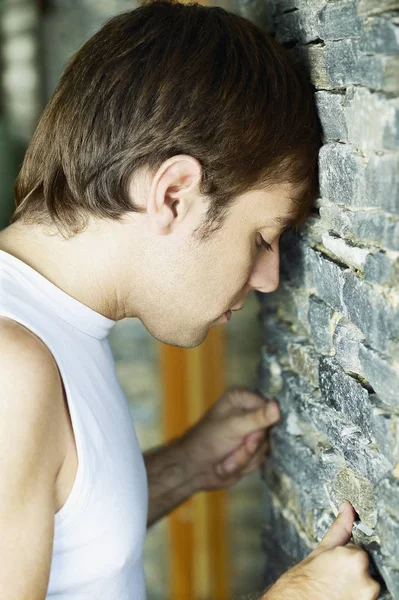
[[251, 1, 399, 598]]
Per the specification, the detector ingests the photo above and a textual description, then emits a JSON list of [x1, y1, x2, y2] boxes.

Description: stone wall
[[252, 1, 399, 599]]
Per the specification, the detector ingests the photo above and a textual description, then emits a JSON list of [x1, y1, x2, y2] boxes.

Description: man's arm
[[0, 321, 66, 599], [143, 437, 201, 528]]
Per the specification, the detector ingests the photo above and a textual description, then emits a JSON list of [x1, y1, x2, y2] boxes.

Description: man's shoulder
[[0, 315, 68, 381], [0, 316, 66, 477]]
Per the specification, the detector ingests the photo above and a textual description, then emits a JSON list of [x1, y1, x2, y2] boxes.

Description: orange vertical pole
[[159, 344, 195, 599], [202, 326, 230, 600], [159, 323, 229, 600]]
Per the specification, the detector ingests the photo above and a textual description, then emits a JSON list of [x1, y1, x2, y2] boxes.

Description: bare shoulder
[[0, 315, 59, 369], [0, 315, 66, 480], [0, 316, 66, 597]]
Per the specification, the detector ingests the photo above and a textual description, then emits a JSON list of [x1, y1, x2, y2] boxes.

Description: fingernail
[[268, 403, 280, 420], [224, 460, 236, 473], [338, 502, 348, 514]]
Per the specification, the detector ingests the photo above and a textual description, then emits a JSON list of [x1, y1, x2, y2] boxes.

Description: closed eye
[[258, 235, 274, 252]]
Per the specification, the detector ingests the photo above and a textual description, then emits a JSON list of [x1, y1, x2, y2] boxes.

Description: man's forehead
[[265, 183, 308, 229]]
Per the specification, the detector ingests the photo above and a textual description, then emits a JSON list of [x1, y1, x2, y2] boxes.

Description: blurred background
[[0, 1, 269, 598]]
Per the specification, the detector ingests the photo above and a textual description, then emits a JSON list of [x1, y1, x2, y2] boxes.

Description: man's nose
[[248, 242, 280, 293]]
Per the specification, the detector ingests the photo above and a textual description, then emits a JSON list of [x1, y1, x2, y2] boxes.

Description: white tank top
[[0, 249, 148, 599]]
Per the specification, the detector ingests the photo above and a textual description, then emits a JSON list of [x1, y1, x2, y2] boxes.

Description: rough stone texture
[[255, 2, 399, 598]]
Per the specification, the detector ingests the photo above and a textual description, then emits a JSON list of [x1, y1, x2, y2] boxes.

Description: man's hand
[[179, 386, 280, 491], [263, 502, 381, 600]]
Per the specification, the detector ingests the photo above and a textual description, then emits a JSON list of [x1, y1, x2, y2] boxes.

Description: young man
[[0, 0, 380, 599]]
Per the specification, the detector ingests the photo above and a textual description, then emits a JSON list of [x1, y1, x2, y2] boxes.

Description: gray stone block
[[273, 369, 318, 416], [318, 356, 372, 436], [279, 384, 394, 483], [306, 247, 346, 313], [333, 317, 366, 375], [376, 476, 399, 519], [370, 400, 399, 465], [364, 251, 399, 286], [342, 271, 399, 353], [383, 217, 399, 251], [268, 423, 338, 488], [317, 0, 363, 41], [319, 122, 399, 212], [377, 511, 399, 560], [276, 5, 321, 44], [368, 543, 399, 599], [274, 374, 392, 485], [344, 87, 399, 153], [300, 37, 399, 95], [357, 53, 399, 95], [319, 142, 366, 208], [363, 153, 399, 215], [315, 90, 348, 142], [324, 38, 361, 88], [278, 376, 393, 483], [308, 294, 335, 353], [263, 465, 331, 539], [359, 345, 399, 408], [319, 201, 399, 251], [311, 404, 393, 482], [359, 15, 399, 55]]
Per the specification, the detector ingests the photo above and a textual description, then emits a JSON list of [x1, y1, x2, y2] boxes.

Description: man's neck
[[0, 221, 126, 321]]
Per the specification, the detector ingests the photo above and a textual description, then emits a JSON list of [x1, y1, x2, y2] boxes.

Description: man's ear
[[147, 155, 202, 235]]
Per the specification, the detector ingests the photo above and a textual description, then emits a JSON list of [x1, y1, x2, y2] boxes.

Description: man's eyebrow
[[270, 215, 297, 228]]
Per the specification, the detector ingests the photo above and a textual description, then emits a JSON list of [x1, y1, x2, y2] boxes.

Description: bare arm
[[0, 321, 65, 599], [143, 437, 201, 528]]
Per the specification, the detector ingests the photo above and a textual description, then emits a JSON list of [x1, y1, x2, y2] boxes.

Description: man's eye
[[257, 234, 274, 252]]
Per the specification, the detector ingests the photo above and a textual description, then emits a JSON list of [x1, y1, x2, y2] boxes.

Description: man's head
[[8, 0, 322, 347], [104, 153, 305, 347]]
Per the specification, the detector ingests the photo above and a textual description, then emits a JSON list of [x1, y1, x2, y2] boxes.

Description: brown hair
[[10, 0, 321, 240]]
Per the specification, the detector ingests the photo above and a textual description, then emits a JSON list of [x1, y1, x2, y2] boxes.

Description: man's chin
[[178, 327, 210, 349], [147, 324, 209, 349]]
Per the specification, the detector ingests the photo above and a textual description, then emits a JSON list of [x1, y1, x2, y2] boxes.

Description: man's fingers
[[313, 502, 356, 555], [240, 440, 269, 475], [216, 436, 269, 477], [245, 429, 265, 453], [216, 439, 258, 477], [231, 402, 280, 436], [228, 388, 271, 412]]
